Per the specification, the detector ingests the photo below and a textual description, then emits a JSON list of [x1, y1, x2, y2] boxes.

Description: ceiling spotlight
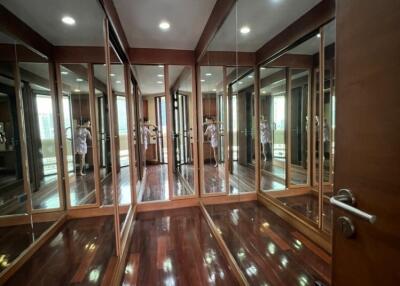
[[76, 78, 83, 82], [212, 88, 217, 92], [261, 67, 266, 70], [158, 65, 163, 68], [240, 26, 251, 34], [200, 79, 205, 82], [74, 89, 80, 92], [61, 71, 68, 75], [248, 75, 253, 78], [262, 90, 267, 94], [239, 81, 243, 85], [110, 73, 115, 77], [205, 73, 212, 76], [157, 74, 164, 78], [157, 81, 163, 84], [62, 16, 76, 26], [116, 80, 121, 84], [317, 33, 321, 38], [159, 21, 170, 30]]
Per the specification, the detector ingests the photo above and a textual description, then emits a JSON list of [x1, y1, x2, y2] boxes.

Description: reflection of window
[[273, 95, 285, 158]]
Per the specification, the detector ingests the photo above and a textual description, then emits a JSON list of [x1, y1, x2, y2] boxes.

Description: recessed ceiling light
[[116, 80, 121, 84], [205, 73, 212, 76], [240, 26, 251, 34], [212, 88, 217, 92], [61, 71, 68, 75], [262, 90, 267, 94], [62, 16, 76, 26], [200, 79, 205, 82], [248, 75, 253, 78], [239, 81, 243, 85], [158, 65, 163, 68], [110, 73, 115, 77], [159, 21, 170, 30], [76, 78, 83, 82], [157, 81, 163, 84], [261, 67, 266, 70], [157, 74, 164, 78], [74, 89, 80, 92], [317, 33, 321, 38]]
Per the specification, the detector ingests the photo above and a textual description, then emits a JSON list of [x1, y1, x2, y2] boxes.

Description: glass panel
[[259, 67, 287, 191], [322, 20, 336, 234], [60, 64, 97, 207], [200, 66, 225, 194], [169, 65, 195, 197], [289, 68, 310, 186], [19, 62, 61, 210], [228, 68, 256, 194], [133, 65, 169, 202], [93, 64, 113, 205]]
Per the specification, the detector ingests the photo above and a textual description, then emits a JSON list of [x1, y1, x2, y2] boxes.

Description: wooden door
[[333, 1, 400, 285]]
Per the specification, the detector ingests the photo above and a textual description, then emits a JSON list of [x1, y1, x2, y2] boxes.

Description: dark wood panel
[[129, 48, 195, 65], [122, 207, 239, 285], [195, 0, 236, 61], [199, 51, 256, 66], [256, 0, 335, 64]]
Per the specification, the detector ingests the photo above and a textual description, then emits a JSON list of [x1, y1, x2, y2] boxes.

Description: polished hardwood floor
[[0, 221, 53, 273], [206, 201, 332, 286], [5, 216, 116, 286], [122, 207, 238, 286]]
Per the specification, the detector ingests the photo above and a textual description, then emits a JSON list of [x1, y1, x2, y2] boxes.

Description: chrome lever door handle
[[330, 189, 376, 224]]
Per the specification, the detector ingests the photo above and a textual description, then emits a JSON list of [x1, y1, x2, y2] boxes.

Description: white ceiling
[[200, 66, 223, 93], [0, 0, 104, 46], [209, 0, 321, 52], [133, 65, 166, 95], [114, 0, 216, 50], [93, 64, 125, 93]]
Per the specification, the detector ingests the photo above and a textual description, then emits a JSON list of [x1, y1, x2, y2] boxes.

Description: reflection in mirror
[[259, 67, 287, 191], [227, 67, 256, 194], [93, 64, 113, 205], [200, 66, 225, 194], [60, 64, 97, 207], [322, 20, 336, 234], [133, 65, 169, 202], [169, 65, 195, 197], [0, 32, 62, 275], [19, 61, 61, 210], [260, 33, 321, 226]]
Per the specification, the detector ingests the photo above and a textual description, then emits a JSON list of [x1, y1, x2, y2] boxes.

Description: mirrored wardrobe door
[[18, 59, 62, 211], [93, 64, 113, 206], [169, 65, 196, 198], [199, 66, 226, 195], [58, 63, 99, 207]]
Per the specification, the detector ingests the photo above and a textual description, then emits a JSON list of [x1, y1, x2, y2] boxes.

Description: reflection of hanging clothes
[[204, 124, 218, 148], [74, 128, 91, 155]]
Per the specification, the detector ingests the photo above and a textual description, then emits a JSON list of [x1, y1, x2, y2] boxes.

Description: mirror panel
[[200, 66, 226, 195], [60, 64, 97, 207], [169, 65, 195, 197]]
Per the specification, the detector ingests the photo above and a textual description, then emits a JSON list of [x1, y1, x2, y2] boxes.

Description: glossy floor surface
[[122, 207, 238, 286], [5, 216, 116, 286], [206, 202, 331, 286]]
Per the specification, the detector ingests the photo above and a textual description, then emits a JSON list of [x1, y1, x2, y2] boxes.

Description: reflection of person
[[204, 117, 220, 167], [143, 118, 158, 157], [74, 119, 92, 176], [260, 117, 272, 161]]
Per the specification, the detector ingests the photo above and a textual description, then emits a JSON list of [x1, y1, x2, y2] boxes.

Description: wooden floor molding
[[199, 202, 249, 286]]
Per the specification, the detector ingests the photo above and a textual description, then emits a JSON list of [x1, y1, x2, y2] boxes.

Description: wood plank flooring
[[122, 207, 239, 286], [4, 216, 116, 286], [205, 201, 332, 286]]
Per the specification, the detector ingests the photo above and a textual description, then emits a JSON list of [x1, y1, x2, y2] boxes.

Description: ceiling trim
[[129, 48, 195, 65], [195, 0, 236, 62], [0, 4, 54, 59], [256, 0, 335, 65]]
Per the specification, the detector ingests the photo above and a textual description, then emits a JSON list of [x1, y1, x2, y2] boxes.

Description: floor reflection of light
[[298, 274, 309, 286], [89, 268, 100, 283], [208, 272, 216, 283], [219, 269, 225, 279], [204, 249, 217, 265], [85, 242, 96, 252], [293, 239, 303, 250], [267, 242, 276, 255], [261, 282, 270, 286], [0, 254, 10, 268], [125, 264, 133, 275], [164, 276, 176, 286], [237, 248, 246, 260], [246, 264, 258, 276], [280, 255, 289, 268], [230, 209, 239, 225], [163, 257, 172, 272]]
